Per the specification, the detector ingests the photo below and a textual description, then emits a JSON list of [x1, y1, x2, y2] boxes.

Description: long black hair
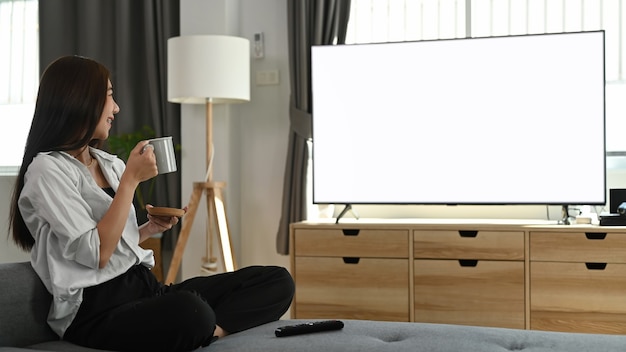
[[9, 55, 110, 250]]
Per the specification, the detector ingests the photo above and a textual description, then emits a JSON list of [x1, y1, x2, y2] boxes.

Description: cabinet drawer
[[414, 259, 525, 329], [413, 230, 524, 260], [530, 261, 626, 334], [294, 228, 409, 258], [530, 231, 626, 263], [294, 256, 410, 321]]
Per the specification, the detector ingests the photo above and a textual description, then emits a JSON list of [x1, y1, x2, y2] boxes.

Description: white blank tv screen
[[311, 31, 606, 205]]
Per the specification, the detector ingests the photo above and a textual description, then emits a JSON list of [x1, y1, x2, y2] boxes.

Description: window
[[0, 0, 38, 174], [345, 0, 626, 152]]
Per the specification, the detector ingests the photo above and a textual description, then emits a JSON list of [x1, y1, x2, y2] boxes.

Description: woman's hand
[[124, 141, 158, 185], [139, 205, 188, 242]]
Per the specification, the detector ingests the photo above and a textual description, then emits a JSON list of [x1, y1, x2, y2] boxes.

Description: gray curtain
[[276, 0, 351, 255], [38, 0, 181, 267]]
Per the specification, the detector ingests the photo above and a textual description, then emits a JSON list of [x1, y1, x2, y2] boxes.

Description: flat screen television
[[311, 31, 606, 206]]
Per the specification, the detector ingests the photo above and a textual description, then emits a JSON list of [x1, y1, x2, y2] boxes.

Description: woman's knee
[[267, 266, 295, 302]]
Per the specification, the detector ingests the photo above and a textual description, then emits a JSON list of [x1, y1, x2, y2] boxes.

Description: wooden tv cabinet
[[289, 219, 626, 334]]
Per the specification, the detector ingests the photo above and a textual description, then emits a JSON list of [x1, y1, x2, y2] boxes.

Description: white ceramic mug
[[145, 136, 177, 174]]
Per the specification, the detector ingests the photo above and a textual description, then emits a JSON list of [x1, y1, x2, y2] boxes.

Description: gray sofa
[[3, 261, 626, 352]]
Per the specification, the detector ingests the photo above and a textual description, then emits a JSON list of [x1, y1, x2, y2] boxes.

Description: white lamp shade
[[168, 35, 250, 104]]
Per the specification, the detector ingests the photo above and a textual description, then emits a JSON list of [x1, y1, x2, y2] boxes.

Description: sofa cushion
[[210, 319, 626, 352], [0, 262, 58, 347]]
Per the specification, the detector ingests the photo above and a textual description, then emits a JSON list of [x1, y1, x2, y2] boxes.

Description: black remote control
[[274, 320, 344, 337]]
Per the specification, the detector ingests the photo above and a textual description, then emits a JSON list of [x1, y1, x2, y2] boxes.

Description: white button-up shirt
[[18, 147, 154, 337]]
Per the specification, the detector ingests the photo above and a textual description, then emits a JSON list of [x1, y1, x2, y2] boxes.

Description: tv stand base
[[335, 204, 360, 224]]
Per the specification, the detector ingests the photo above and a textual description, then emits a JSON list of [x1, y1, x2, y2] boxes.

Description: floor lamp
[[165, 35, 250, 284]]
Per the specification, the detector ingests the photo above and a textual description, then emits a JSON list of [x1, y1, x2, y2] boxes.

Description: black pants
[[63, 264, 295, 352]]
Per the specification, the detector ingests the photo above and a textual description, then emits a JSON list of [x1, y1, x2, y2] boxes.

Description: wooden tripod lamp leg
[[164, 182, 237, 283], [210, 186, 237, 272], [165, 184, 203, 284]]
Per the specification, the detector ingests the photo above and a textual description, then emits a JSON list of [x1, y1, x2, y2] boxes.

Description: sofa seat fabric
[[210, 319, 626, 352]]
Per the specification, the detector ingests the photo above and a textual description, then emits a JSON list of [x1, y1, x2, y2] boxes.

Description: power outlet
[[256, 70, 280, 86]]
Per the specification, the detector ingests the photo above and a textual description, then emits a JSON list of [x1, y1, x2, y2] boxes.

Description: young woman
[[9, 55, 294, 352]]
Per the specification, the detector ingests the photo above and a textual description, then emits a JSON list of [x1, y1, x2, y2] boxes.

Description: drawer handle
[[585, 262, 607, 270], [458, 259, 478, 267], [585, 232, 607, 240], [459, 230, 478, 238], [343, 257, 360, 264], [342, 229, 360, 236]]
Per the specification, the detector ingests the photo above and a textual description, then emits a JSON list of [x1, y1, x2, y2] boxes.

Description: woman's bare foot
[[214, 325, 229, 338]]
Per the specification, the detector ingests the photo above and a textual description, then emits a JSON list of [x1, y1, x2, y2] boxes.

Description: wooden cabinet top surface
[[291, 219, 626, 232]]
